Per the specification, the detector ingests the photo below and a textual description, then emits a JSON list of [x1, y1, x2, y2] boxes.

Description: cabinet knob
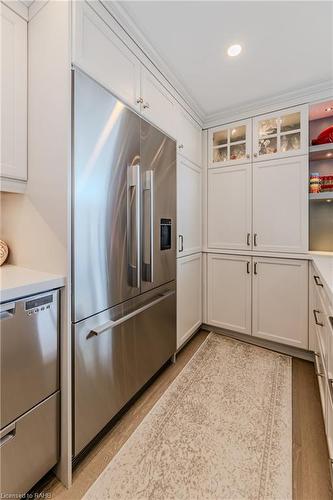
[[246, 154, 250, 159], [143, 102, 150, 109], [254, 153, 258, 158], [178, 144, 184, 149], [246, 261, 251, 274], [253, 233, 258, 246], [246, 233, 251, 246], [179, 234, 184, 252], [254, 262, 258, 275], [136, 97, 143, 104]]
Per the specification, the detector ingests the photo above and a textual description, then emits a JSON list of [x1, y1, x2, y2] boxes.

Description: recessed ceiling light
[[227, 44, 242, 57], [325, 106, 333, 112]]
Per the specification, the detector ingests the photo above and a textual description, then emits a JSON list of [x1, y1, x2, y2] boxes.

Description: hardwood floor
[[42, 330, 332, 500]]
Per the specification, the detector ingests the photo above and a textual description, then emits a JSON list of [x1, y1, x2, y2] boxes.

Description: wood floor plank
[[41, 330, 332, 499], [292, 358, 333, 500]]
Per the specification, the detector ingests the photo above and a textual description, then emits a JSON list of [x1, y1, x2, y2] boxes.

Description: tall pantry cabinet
[[205, 104, 309, 349]]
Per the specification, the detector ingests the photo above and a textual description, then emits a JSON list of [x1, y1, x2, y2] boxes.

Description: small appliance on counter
[[0, 290, 60, 496]]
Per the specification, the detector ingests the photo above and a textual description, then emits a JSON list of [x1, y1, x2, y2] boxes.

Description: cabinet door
[[207, 254, 251, 335], [253, 156, 308, 252], [208, 119, 252, 167], [253, 105, 308, 161], [140, 68, 176, 139], [207, 165, 252, 250], [177, 107, 202, 167], [177, 157, 202, 256], [1, 5, 27, 181], [73, 1, 141, 110], [252, 258, 308, 348], [177, 253, 202, 349]]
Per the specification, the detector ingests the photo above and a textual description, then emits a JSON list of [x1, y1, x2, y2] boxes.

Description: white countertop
[[0, 265, 65, 303], [309, 252, 333, 310]]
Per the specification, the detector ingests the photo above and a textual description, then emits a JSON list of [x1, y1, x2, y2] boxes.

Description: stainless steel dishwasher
[[0, 289, 60, 496]]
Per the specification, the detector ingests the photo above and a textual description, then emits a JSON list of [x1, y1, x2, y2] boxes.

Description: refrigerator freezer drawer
[[73, 282, 176, 456], [0, 392, 60, 496], [0, 290, 59, 429]]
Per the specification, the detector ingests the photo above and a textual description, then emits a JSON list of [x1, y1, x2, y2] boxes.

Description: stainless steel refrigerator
[[72, 70, 176, 457]]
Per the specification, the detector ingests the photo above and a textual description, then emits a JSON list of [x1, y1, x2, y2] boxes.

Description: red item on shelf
[[312, 125, 333, 145]]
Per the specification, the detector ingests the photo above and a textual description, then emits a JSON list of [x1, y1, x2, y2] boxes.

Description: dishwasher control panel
[[25, 294, 54, 315]]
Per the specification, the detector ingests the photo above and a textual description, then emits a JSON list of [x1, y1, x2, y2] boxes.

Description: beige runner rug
[[84, 333, 292, 500]]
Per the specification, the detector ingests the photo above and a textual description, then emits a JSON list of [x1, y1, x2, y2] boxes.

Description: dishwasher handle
[[87, 290, 175, 338], [0, 302, 16, 320]]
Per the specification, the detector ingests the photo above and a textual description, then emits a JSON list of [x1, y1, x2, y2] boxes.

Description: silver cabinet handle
[[246, 233, 251, 246], [253, 233, 258, 246], [253, 262, 258, 275], [127, 164, 140, 288], [314, 275, 324, 287], [246, 261, 251, 274], [313, 309, 324, 327], [143, 102, 150, 109], [314, 352, 324, 377], [179, 234, 184, 252], [0, 422, 16, 448], [88, 290, 175, 338], [136, 97, 143, 104], [178, 144, 184, 149], [142, 170, 154, 283]]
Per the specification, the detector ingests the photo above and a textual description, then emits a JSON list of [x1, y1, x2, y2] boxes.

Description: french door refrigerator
[[72, 70, 176, 456]]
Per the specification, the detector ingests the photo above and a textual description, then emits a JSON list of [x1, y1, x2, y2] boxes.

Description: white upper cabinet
[[252, 257, 308, 348], [1, 5, 27, 186], [207, 254, 252, 335], [140, 68, 176, 138], [207, 165, 252, 250], [177, 107, 202, 167], [208, 119, 252, 168], [253, 105, 308, 161], [177, 157, 202, 256], [253, 155, 308, 253], [177, 253, 202, 349], [72, 1, 141, 110]]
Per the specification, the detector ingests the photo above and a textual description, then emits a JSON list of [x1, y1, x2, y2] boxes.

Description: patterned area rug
[[84, 333, 292, 500]]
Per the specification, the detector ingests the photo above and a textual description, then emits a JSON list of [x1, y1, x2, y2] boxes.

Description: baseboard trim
[[202, 323, 314, 362]]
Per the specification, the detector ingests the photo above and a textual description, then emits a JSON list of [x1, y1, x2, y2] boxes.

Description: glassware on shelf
[[259, 118, 277, 137], [280, 132, 300, 152], [213, 147, 228, 163], [281, 112, 301, 133], [259, 137, 277, 156], [230, 125, 246, 143], [213, 130, 227, 147]]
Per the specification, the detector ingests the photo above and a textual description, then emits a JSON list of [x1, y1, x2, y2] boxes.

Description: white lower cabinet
[[207, 254, 251, 335], [252, 257, 308, 348], [206, 254, 308, 348], [177, 253, 202, 349]]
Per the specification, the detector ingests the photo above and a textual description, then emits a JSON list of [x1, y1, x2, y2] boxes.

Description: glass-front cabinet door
[[253, 105, 308, 161], [208, 119, 252, 167]]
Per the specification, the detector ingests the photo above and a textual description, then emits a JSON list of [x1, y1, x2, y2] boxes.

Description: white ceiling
[[119, 1, 333, 119]]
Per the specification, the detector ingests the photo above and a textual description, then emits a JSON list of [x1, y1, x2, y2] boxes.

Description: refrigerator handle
[[87, 290, 175, 337], [127, 164, 141, 288], [142, 170, 154, 283]]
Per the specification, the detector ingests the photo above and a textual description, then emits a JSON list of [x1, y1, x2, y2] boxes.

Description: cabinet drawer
[[0, 392, 59, 496]]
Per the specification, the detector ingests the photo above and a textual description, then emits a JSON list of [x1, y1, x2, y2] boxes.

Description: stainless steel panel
[[73, 281, 176, 456], [72, 70, 141, 322], [0, 392, 59, 496], [140, 120, 176, 293], [0, 291, 59, 429]]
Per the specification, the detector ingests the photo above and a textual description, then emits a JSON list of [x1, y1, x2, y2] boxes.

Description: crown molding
[[2, 0, 29, 20], [101, 0, 205, 125], [203, 79, 333, 129]]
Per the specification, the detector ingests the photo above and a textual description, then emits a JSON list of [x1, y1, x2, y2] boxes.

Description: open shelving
[[309, 143, 333, 161]]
